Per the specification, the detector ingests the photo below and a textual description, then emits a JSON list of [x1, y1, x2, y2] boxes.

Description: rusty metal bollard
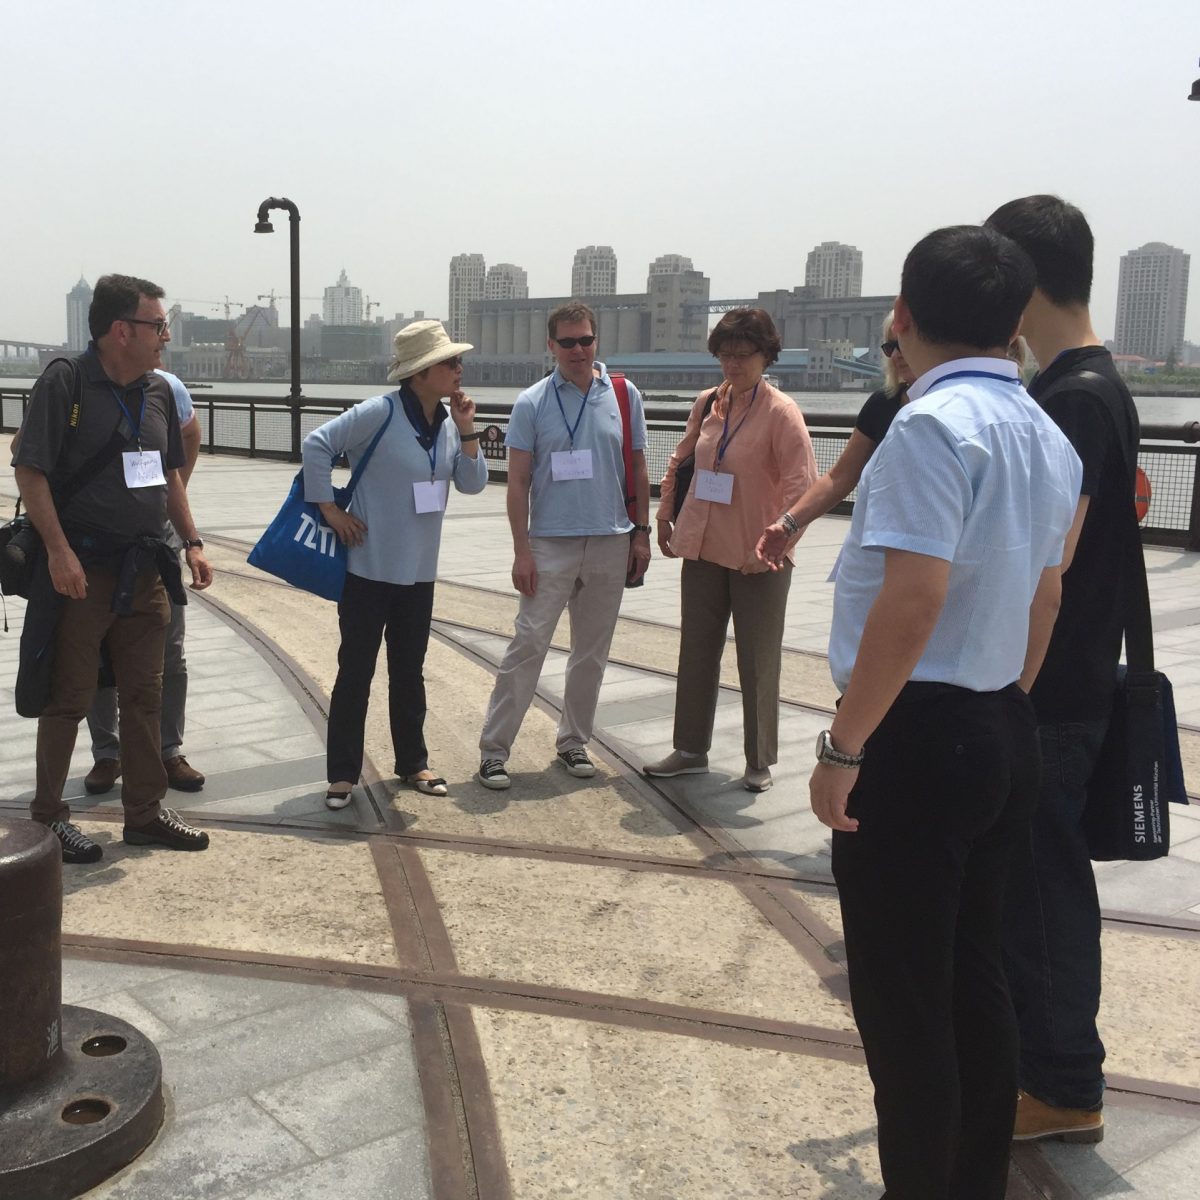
[[0, 818, 163, 1198]]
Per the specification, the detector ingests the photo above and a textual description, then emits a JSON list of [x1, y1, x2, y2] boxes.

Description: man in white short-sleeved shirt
[[811, 226, 1081, 1200], [477, 301, 651, 789]]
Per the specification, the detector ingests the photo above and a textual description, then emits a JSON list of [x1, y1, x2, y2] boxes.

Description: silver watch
[[815, 729, 864, 769], [779, 512, 800, 536]]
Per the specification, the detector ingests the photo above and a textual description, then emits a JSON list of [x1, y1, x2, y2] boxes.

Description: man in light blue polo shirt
[[477, 301, 651, 788], [810, 226, 1081, 1200]]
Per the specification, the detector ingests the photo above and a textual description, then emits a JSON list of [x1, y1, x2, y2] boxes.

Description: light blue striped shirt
[[828, 357, 1082, 693], [302, 392, 487, 586]]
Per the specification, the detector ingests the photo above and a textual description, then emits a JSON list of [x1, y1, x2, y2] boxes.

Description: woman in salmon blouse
[[644, 308, 817, 792]]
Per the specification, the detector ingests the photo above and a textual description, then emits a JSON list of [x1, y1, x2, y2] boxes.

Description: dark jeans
[[832, 682, 1039, 1200], [327, 572, 435, 784], [1003, 719, 1109, 1111]]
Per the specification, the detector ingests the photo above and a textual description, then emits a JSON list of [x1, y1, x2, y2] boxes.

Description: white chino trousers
[[479, 533, 629, 762]]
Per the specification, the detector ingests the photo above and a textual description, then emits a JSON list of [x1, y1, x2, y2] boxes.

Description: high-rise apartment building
[[66, 276, 92, 350], [1115, 242, 1190, 361], [571, 245, 617, 297], [323, 268, 363, 325], [449, 253, 487, 341], [647, 254, 694, 282], [804, 241, 863, 299], [484, 263, 529, 301]]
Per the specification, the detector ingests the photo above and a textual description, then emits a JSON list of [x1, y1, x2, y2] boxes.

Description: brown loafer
[[1012, 1090, 1104, 1143], [164, 755, 205, 792], [84, 757, 121, 795]]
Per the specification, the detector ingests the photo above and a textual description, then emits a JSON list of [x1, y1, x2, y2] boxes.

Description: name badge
[[412, 480, 449, 514], [122, 450, 166, 489], [551, 449, 593, 481], [694, 469, 734, 505]]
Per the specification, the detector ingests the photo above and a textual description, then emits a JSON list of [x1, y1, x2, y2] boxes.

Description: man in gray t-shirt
[[13, 273, 213, 864]]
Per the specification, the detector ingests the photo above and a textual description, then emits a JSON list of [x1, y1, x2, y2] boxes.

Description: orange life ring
[[1134, 466, 1152, 521]]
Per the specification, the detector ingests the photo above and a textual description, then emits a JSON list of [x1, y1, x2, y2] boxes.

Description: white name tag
[[412, 480, 449, 513], [122, 450, 166, 489], [551, 449, 593, 481], [695, 469, 734, 505]]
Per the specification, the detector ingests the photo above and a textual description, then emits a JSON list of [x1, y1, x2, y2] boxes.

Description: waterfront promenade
[[1, 454, 1199, 1199]]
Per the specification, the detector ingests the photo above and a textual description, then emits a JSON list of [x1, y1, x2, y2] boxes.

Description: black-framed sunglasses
[[880, 339, 899, 357], [123, 316, 170, 337], [554, 335, 596, 349], [439, 356, 463, 369]]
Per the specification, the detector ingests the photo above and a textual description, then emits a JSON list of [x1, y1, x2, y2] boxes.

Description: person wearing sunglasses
[[302, 320, 486, 807], [13, 273, 214, 863], [644, 307, 816, 793], [477, 301, 651, 790], [755, 311, 914, 569]]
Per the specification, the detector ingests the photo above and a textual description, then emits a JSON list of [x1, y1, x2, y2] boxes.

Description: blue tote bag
[[247, 398, 394, 601]]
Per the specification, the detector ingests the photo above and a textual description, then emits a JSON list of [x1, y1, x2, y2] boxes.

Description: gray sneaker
[[478, 759, 511, 790]]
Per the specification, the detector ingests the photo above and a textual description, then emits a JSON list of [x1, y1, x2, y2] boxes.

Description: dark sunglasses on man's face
[[440, 356, 463, 369], [880, 339, 899, 357], [554, 335, 596, 349]]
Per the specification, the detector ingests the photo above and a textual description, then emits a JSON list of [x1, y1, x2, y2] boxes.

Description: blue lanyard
[[715, 382, 758, 472], [551, 376, 590, 448], [110, 385, 147, 448], [419, 430, 438, 482], [929, 370, 1020, 390]]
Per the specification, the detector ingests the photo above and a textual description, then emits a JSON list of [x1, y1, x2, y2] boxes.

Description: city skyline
[[4, 2, 1199, 350]]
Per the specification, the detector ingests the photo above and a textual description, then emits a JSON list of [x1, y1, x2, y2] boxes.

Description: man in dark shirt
[[13, 274, 214, 863], [986, 196, 1142, 1144]]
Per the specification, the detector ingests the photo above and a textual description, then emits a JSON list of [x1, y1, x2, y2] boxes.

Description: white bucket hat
[[387, 320, 472, 382]]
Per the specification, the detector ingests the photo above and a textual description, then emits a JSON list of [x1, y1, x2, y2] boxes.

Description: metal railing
[[3, 387, 1199, 550]]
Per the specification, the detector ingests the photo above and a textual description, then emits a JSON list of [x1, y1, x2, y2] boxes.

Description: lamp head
[[254, 219, 274, 233], [1191, 57, 1200, 100]]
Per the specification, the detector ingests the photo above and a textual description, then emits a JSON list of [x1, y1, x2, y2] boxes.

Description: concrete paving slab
[[252, 1041, 425, 1157], [219, 1130, 431, 1200], [420, 847, 855, 1029], [473, 1006, 882, 1199], [60, 956, 184, 1003], [66, 823, 399, 967]]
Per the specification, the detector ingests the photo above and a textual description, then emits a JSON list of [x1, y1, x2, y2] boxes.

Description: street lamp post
[[253, 197, 303, 459]]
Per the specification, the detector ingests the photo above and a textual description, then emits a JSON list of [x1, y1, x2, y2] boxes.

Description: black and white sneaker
[[49, 820, 103, 864], [557, 749, 596, 778], [123, 808, 210, 851], [477, 759, 511, 790]]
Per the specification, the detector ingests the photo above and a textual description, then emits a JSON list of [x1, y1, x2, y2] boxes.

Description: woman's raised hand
[[449, 390, 476, 431]]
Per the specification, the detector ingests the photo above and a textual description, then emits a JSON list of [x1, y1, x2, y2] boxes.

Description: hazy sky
[[4, 0, 1199, 347]]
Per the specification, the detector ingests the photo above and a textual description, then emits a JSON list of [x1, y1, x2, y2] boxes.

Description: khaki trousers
[[673, 557, 792, 769], [480, 534, 629, 762], [32, 566, 170, 827]]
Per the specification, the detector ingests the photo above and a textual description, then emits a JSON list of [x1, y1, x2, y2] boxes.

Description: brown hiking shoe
[[164, 755, 205, 792], [1012, 1090, 1104, 1143], [84, 758, 121, 795], [123, 808, 210, 851]]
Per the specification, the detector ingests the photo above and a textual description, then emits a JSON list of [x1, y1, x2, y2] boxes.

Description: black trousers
[[832, 682, 1039, 1200], [327, 572, 435, 784]]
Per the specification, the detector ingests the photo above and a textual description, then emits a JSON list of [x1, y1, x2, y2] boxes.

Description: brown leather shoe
[[84, 757, 121, 795], [164, 755, 205, 792], [1012, 1090, 1104, 1143]]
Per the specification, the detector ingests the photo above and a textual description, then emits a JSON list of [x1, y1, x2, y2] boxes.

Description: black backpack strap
[[45, 356, 129, 511]]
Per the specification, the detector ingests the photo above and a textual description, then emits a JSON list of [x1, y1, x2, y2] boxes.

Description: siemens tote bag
[[247, 398, 393, 602]]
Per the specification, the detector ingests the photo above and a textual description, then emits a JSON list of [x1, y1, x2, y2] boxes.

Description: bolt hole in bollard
[[0, 818, 164, 1197]]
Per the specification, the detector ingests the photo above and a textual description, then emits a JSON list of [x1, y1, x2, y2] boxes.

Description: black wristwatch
[[184, 537, 205, 550], [632, 524, 652, 533], [815, 729, 865, 769]]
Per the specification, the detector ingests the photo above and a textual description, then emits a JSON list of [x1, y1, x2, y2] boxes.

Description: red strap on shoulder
[[610, 373, 636, 520]]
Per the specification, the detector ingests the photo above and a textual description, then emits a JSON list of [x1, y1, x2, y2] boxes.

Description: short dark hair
[[89, 274, 165, 341], [707, 307, 782, 366], [984, 195, 1093, 306], [547, 301, 596, 339], [900, 226, 1035, 350]]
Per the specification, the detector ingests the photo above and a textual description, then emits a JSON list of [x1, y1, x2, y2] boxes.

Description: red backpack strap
[[610, 372, 636, 521]]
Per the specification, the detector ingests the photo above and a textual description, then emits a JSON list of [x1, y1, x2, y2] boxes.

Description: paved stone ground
[[2, 454, 1199, 1198]]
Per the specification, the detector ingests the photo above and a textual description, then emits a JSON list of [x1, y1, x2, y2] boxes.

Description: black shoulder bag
[[671, 387, 720, 520], [1063, 371, 1189, 860]]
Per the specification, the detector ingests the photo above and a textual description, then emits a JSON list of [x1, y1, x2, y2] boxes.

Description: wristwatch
[[815, 729, 865, 769], [779, 512, 800, 536], [632, 524, 652, 533], [184, 537, 205, 550], [459, 431, 481, 442]]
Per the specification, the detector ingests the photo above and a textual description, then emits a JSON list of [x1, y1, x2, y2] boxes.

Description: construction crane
[[365, 296, 381, 321], [256, 291, 320, 307], [171, 297, 246, 318], [225, 307, 272, 380]]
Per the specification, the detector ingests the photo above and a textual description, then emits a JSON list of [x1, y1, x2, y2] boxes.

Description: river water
[[3, 378, 1197, 427]]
